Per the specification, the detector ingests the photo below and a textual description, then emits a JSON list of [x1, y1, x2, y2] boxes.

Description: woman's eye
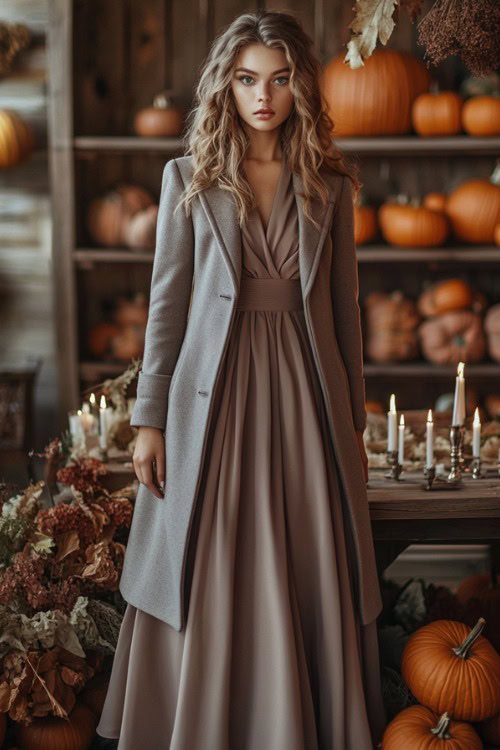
[[237, 76, 289, 86]]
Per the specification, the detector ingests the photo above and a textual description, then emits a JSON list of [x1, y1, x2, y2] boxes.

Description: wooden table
[[367, 470, 500, 577]]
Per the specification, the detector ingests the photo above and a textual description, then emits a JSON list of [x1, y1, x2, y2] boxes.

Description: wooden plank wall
[[0, 0, 56, 453]]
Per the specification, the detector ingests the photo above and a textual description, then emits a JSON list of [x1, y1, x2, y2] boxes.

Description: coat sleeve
[[330, 174, 367, 433], [130, 159, 194, 429]]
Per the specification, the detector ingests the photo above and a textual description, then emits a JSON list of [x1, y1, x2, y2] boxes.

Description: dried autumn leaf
[[345, 0, 399, 68], [53, 529, 80, 563]]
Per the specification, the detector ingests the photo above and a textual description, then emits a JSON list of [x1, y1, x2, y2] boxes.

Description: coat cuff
[[129, 371, 172, 429]]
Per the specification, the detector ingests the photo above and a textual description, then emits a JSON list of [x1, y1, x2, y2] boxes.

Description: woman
[[97, 9, 386, 749]]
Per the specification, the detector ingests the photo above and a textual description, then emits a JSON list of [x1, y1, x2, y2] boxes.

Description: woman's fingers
[[155, 449, 166, 494]]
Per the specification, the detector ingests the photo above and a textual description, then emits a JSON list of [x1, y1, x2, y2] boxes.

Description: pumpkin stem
[[430, 712, 452, 739], [452, 617, 486, 658]]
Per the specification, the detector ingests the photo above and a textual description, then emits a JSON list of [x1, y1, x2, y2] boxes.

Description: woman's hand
[[133, 426, 166, 499], [355, 429, 369, 484]]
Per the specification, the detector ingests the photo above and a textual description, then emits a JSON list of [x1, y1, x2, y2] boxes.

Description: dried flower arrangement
[[345, 0, 499, 76], [0, 439, 136, 726]]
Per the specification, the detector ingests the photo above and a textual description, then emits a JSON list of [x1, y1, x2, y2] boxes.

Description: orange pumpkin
[[364, 291, 420, 362], [423, 192, 447, 213], [133, 91, 184, 136], [378, 201, 449, 247], [365, 399, 384, 414], [354, 204, 378, 244], [495, 223, 500, 246], [381, 706, 482, 750], [0, 109, 35, 168], [445, 167, 500, 244], [401, 618, 500, 722], [462, 95, 500, 136], [87, 322, 121, 358], [411, 92, 464, 136], [417, 279, 472, 317], [321, 49, 431, 136], [418, 310, 486, 364], [15, 701, 96, 750], [114, 294, 149, 327], [86, 184, 155, 247]]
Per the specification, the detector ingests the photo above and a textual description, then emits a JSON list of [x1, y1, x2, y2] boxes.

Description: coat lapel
[[198, 168, 336, 300]]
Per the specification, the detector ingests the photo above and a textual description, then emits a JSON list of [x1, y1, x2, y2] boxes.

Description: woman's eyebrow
[[234, 67, 290, 75]]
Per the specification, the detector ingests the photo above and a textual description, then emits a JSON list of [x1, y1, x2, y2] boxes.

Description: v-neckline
[[251, 159, 285, 238]]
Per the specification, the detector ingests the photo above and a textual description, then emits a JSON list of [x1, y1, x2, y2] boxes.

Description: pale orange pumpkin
[[123, 204, 159, 249], [423, 192, 448, 213], [114, 294, 149, 327], [321, 49, 431, 136], [110, 325, 145, 361], [0, 109, 35, 168], [417, 279, 472, 317], [364, 291, 420, 362], [401, 618, 500, 722], [418, 310, 486, 364], [411, 92, 464, 136], [462, 95, 500, 136], [378, 200, 449, 247], [354, 204, 378, 245], [484, 303, 500, 362], [381, 706, 482, 750], [133, 91, 184, 137], [445, 165, 500, 244], [365, 399, 384, 414], [86, 184, 155, 247], [15, 701, 96, 750]]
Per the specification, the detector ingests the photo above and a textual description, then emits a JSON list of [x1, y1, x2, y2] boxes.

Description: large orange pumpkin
[[445, 166, 500, 244], [15, 701, 96, 750], [378, 200, 449, 247], [462, 95, 500, 136], [0, 109, 35, 168], [401, 618, 500, 722], [381, 706, 482, 750], [411, 92, 464, 136], [321, 49, 431, 136]]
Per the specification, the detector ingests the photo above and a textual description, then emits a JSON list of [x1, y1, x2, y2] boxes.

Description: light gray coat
[[120, 155, 383, 631]]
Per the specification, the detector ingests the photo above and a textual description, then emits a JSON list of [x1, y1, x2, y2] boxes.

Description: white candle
[[452, 362, 465, 425], [398, 414, 405, 464], [89, 392, 97, 416], [69, 412, 84, 448], [426, 408, 434, 469], [472, 407, 481, 457], [99, 395, 109, 450], [80, 402, 95, 433], [387, 393, 397, 451]]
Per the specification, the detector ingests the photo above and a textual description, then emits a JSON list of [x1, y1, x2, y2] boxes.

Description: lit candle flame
[[427, 408, 433, 423], [473, 407, 480, 425], [100, 394, 107, 409], [389, 393, 396, 412], [399, 414, 404, 425]]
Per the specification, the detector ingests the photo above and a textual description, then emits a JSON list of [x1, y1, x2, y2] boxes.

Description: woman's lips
[[254, 111, 275, 119]]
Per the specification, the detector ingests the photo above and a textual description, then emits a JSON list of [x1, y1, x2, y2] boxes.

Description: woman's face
[[231, 43, 294, 134]]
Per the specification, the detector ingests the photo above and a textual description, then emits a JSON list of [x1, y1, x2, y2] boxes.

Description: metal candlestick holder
[[470, 456, 482, 479], [385, 449, 403, 481], [447, 424, 465, 484]]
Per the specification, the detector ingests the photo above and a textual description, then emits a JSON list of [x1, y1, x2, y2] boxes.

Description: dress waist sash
[[236, 277, 303, 311]]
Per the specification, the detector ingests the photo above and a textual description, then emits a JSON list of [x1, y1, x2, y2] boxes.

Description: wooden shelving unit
[[47, 0, 500, 428]]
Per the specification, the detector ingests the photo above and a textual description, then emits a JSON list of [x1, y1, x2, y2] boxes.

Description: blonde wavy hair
[[175, 8, 361, 231]]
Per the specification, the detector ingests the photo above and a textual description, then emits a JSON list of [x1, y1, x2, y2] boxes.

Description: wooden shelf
[[364, 363, 500, 378], [74, 249, 155, 265], [357, 245, 500, 262], [73, 135, 500, 157], [74, 246, 499, 265]]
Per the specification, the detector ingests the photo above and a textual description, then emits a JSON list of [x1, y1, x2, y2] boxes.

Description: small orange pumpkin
[[423, 192, 448, 213], [462, 95, 500, 136], [378, 199, 449, 247], [445, 164, 500, 244], [87, 322, 121, 358], [381, 706, 482, 750], [401, 618, 500, 722], [411, 91, 464, 136], [417, 279, 472, 317], [133, 91, 184, 136], [0, 109, 36, 167], [86, 184, 155, 247], [15, 701, 96, 750], [354, 203, 378, 245]]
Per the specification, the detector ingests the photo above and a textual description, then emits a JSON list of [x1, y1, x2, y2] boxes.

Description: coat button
[[219, 293, 232, 300], [198, 390, 209, 397]]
